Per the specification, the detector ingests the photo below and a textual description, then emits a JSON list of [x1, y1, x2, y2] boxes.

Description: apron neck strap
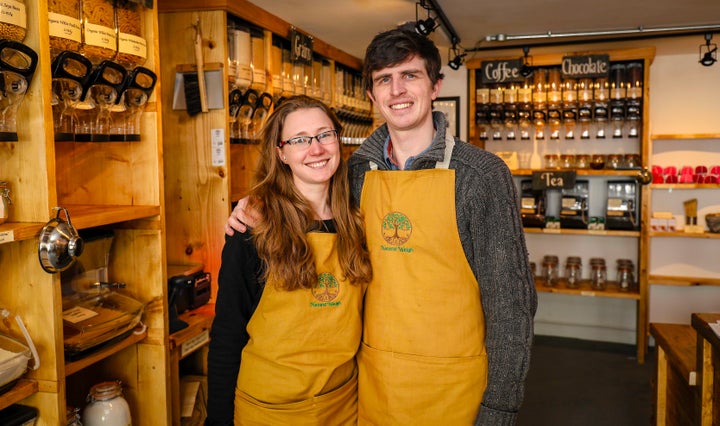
[[367, 131, 455, 171], [435, 132, 454, 169]]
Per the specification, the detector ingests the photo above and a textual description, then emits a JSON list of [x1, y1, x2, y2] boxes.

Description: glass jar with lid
[[83, 380, 131, 425], [541, 255, 559, 287], [616, 259, 636, 292], [564, 256, 582, 289], [589, 258, 607, 290]]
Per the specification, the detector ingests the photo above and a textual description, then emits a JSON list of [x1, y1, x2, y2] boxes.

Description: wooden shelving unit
[[0, 2, 170, 423], [467, 47, 655, 363]]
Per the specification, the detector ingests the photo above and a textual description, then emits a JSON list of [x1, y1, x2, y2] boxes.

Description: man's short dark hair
[[362, 26, 445, 93]]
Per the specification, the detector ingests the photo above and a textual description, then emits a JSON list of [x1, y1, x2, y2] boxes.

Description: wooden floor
[[518, 335, 656, 426]]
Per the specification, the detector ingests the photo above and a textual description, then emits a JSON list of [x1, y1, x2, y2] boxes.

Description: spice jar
[[590, 154, 606, 170], [616, 259, 636, 292], [541, 255, 559, 287], [560, 154, 575, 169], [0, 181, 11, 224], [115, 1, 147, 69], [81, 0, 117, 64], [624, 154, 641, 169], [575, 154, 590, 169], [49, 0, 82, 59], [589, 258, 607, 290], [0, 0, 27, 42], [607, 154, 623, 170], [564, 256, 582, 289], [83, 380, 131, 425], [544, 154, 559, 169]]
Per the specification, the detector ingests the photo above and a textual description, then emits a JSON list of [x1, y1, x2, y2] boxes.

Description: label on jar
[[49, 12, 81, 42], [0, 0, 26, 28], [84, 22, 116, 50], [0, 230, 14, 243], [118, 32, 147, 59]]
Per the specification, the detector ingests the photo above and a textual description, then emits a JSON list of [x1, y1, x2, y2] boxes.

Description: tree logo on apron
[[312, 272, 340, 302], [381, 211, 412, 246]]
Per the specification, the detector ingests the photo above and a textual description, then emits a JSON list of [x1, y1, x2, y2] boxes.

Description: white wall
[[461, 35, 720, 345]]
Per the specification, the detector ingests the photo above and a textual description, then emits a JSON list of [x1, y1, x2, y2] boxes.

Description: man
[[228, 26, 537, 425]]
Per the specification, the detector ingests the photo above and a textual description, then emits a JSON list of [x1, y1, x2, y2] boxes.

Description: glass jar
[[564, 256, 582, 289], [590, 258, 607, 290], [616, 259, 636, 292], [115, 2, 147, 69], [624, 154, 641, 169], [83, 380, 131, 426], [590, 154, 606, 170], [544, 154, 559, 169], [0, 181, 11, 224], [541, 255, 559, 287], [0, 0, 27, 42], [560, 154, 575, 169], [607, 154, 623, 169], [49, 0, 82, 59], [81, 0, 117, 64], [575, 154, 590, 169], [66, 406, 82, 426]]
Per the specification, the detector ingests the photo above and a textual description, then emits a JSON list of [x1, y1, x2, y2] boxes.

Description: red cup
[[665, 174, 678, 183], [703, 175, 718, 184], [678, 173, 694, 183], [710, 165, 720, 175], [663, 166, 677, 176], [695, 165, 708, 175], [679, 165, 693, 176]]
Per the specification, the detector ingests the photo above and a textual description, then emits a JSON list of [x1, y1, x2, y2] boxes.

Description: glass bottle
[[83, 380, 131, 425]]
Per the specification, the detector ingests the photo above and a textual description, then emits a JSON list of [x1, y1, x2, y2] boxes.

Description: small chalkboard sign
[[531, 170, 576, 190]]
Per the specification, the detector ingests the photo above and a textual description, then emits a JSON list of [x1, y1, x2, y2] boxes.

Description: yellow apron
[[358, 137, 488, 425], [235, 232, 363, 425]]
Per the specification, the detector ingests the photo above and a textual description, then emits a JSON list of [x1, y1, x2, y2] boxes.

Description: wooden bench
[[650, 322, 698, 426]]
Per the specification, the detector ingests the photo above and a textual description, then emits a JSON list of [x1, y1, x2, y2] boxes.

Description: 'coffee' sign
[[532, 171, 576, 190], [479, 59, 524, 84], [561, 54, 609, 79], [291, 29, 313, 64]]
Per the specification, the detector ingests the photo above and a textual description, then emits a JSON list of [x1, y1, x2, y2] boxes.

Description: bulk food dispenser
[[51, 51, 92, 141], [0, 40, 37, 141]]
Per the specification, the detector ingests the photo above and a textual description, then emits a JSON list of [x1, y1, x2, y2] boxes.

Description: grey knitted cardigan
[[347, 111, 538, 426]]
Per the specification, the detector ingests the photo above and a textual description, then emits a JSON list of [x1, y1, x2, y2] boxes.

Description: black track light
[[448, 44, 466, 70], [415, 17, 438, 36], [519, 46, 534, 77], [699, 33, 717, 67]]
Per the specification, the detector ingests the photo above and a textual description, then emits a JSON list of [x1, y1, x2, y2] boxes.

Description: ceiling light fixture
[[519, 46, 534, 77], [471, 23, 720, 52], [414, 1, 438, 36], [448, 43, 466, 70], [699, 32, 717, 66]]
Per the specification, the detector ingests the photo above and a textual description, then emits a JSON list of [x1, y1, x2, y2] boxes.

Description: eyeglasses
[[278, 129, 338, 148]]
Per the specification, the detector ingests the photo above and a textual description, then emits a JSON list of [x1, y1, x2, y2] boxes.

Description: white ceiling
[[248, 0, 720, 60]]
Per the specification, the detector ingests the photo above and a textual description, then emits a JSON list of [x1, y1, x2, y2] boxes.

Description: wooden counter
[[691, 313, 720, 426], [650, 322, 698, 425]]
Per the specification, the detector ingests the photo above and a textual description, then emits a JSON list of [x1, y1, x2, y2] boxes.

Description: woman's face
[[278, 107, 341, 193]]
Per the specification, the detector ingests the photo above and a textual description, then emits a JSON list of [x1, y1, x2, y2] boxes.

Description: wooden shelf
[[63, 205, 162, 230], [649, 231, 720, 239], [525, 228, 640, 237], [0, 379, 38, 411], [0, 222, 45, 244], [169, 303, 215, 354], [64, 326, 148, 377], [651, 184, 720, 190], [652, 134, 720, 140], [535, 280, 642, 299], [648, 275, 720, 287], [511, 168, 644, 177]]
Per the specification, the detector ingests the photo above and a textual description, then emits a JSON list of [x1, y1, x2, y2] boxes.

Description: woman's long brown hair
[[247, 95, 372, 291]]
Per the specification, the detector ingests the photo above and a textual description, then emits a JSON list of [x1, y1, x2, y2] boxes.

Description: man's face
[[367, 55, 441, 133]]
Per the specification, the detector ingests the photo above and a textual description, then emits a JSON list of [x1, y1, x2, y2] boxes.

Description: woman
[[206, 95, 372, 425]]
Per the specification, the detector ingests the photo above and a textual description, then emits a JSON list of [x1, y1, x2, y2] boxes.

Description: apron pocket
[[359, 342, 487, 426]]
